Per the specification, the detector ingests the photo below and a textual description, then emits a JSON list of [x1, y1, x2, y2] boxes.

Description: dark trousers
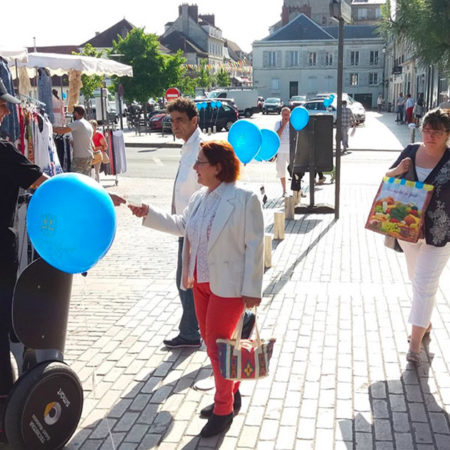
[[0, 259, 17, 395], [176, 238, 200, 340]]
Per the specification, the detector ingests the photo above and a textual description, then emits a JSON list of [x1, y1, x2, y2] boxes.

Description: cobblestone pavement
[[2, 113, 449, 450]]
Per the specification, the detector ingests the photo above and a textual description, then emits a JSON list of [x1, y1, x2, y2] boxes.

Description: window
[[350, 73, 359, 86], [375, 7, 381, 18], [358, 8, 368, 19], [309, 52, 317, 66], [325, 52, 333, 66], [263, 51, 277, 67], [272, 78, 280, 90], [370, 51, 379, 65], [287, 51, 299, 67], [350, 51, 359, 66], [369, 73, 378, 85]]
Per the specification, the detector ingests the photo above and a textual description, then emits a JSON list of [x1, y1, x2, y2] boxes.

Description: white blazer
[[143, 183, 264, 298]]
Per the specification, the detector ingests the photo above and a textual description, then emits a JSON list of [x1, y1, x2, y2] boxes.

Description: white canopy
[[13, 52, 133, 77], [0, 47, 28, 63]]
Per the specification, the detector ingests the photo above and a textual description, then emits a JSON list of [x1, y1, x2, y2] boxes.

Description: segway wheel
[[4, 361, 83, 450]]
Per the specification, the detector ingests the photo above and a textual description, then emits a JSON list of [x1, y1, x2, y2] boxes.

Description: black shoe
[[163, 336, 201, 349], [200, 413, 233, 438], [200, 390, 241, 418], [241, 313, 255, 339]]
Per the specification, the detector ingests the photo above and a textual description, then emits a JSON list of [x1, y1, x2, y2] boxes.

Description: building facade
[[253, 14, 384, 108]]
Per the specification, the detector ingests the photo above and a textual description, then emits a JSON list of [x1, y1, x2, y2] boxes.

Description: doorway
[[289, 81, 299, 98]]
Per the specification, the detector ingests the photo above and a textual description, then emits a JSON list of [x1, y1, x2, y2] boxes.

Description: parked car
[[161, 115, 172, 133], [194, 99, 239, 131], [302, 100, 337, 124], [315, 92, 366, 124], [289, 95, 307, 109], [149, 113, 167, 130], [262, 98, 283, 114]]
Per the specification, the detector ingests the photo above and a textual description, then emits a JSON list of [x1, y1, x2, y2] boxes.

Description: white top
[[274, 120, 290, 154], [68, 118, 93, 158], [173, 127, 203, 214], [186, 182, 225, 283], [405, 97, 415, 109], [415, 165, 433, 182]]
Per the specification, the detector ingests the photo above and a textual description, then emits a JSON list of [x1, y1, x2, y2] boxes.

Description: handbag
[[101, 151, 110, 164], [92, 151, 102, 165], [216, 309, 275, 381]]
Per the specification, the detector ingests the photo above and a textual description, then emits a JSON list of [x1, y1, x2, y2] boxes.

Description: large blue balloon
[[255, 129, 280, 161], [228, 120, 262, 164], [27, 173, 116, 274], [290, 106, 310, 131]]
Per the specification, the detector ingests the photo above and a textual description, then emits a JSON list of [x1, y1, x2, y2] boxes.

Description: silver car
[[301, 100, 337, 124]]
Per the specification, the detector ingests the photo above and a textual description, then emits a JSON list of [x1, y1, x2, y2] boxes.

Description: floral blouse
[[391, 144, 450, 247]]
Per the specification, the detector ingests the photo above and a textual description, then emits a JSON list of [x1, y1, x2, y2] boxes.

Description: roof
[[81, 19, 135, 47], [160, 30, 208, 57], [27, 45, 80, 54], [263, 14, 335, 42], [322, 24, 381, 39]]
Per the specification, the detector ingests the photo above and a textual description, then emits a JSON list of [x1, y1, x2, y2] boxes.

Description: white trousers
[[276, 152, 289, 178], [399, 239, 450, 328]]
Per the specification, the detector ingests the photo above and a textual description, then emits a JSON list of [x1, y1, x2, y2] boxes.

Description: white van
[[207, 89, 260, 117]]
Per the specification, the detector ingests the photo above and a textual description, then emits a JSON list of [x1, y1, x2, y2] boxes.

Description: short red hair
[[201, 140, 240, 182]]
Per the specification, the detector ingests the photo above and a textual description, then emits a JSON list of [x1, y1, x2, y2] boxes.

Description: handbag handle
[[232, 307, 262, 350]]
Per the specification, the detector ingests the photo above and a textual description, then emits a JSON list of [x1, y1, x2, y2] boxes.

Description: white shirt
[[415, 165, 433, 182], [173, 128, 203, 214], [405, 97, 415, 109], [186, 182, 225, 282], [274, 120, 290, 154]]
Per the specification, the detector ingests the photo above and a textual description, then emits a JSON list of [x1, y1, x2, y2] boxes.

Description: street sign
[[165, 87, 180, 102]]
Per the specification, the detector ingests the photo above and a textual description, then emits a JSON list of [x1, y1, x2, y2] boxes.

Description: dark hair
[[52, 89, 59, 98], [167, 97, 198, 120], [421, 108, 450, 133], [73, 105, 86, 117], [201, 140, 240, 182]]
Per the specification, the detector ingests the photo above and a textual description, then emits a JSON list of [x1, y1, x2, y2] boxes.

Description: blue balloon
[[228, 120, 262, 164], [27, 173, 116, 274], [216, 101, 222, 108], [62, 92, 67, 99], [255, 129, 280, 161], [197, 102, 203, 110], [290, 106, 310, 131], [323, 98, 332, 107], [211, 101, 217, 108], [329, 94, 335, 100]]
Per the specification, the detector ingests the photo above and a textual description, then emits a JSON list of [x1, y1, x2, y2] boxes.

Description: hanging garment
[[67, 70, 82, 113], [112, 130, 127, 174], [18, 67, 32, 96], [52, 95, 65, 126], [33, 114, 63, 176], [37, 68, 54, 123], [54, 135, 71, 172], [0, 58, 20, 141]]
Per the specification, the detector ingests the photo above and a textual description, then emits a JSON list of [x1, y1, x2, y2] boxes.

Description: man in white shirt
[[274, 107, 291, 196], [164, 98, 203, 348], [54, 105, 93, 176]]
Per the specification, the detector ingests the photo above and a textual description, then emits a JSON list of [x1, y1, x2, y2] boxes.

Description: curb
[[125, 142, 182, 148]]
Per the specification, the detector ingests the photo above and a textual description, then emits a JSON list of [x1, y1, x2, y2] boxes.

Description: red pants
[[193, 281, 244, 415], [407, 106, 414, 124]]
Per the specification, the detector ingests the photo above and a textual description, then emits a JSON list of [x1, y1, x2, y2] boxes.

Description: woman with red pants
[[129, 140, 264, 437]]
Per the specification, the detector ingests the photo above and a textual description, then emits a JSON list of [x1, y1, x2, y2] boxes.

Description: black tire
[[244, 109, 252, 118], [4, 361, 83, 450], [225, 121, 234, 131]]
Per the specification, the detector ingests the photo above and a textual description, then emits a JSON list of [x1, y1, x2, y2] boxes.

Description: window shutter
[[276, 50, 282, 67], [263, 51, 268, 68]]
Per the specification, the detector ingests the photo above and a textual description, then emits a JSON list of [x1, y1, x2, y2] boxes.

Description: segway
[[3, 257, 83, 449]]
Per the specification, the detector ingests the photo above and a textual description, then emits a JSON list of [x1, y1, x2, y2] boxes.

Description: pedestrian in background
[[129, 140, 264, 437], [377, 94, 383, 113], [414, 93, 425, 126], [385, 108, 450, 365], [341, 100, 355, 153], [405, 93, 415, 124], [90, 120, 107, 183], [396, 92, 405, 123], [274, 107, 291, 196], [54, 105, 93, 175]]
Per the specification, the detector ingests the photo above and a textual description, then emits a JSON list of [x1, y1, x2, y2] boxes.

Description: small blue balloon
[[197, 102, 203, 110], [216, 101, 222, 108], [27, 173, 116, 274], [228, 120, 262, 164], [323, 98, 332, 107], [62, 92, 67, 99], [330, 94, 335, 100], [211, 101, 217, 108], [255, 129, 280, 161], [290, 106, 310, 131]]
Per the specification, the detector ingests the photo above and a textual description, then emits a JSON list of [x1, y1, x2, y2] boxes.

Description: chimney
[[199, 14, 215, 26], [281, 5, 290, 25], [188, 4, 198, 22]]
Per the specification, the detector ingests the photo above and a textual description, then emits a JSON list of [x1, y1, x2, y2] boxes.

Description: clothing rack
[[18, 94, 46, 108]]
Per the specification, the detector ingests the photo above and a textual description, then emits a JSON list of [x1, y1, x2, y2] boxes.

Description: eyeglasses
[[195, 159, 210, 165], [422, 128, 447, 138]]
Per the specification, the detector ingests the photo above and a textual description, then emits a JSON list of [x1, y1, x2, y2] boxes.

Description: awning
[[12, 52, 133, 77], [0, 47, 28, 63]]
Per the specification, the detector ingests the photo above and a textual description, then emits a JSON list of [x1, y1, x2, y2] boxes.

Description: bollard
[[284, 196, 295, 219], [273, 211, 285, 240], [203, 129, 207, 134], [264, 233, 272, 268], [213, 125, 217, 134], [208, 127, 212, 135], [409, 123, 416, 143], [292, 190, 300, 206]]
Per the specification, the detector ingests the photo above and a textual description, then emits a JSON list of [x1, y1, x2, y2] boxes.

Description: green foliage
[[381, 0, 450, 71], [75, 44, 105, 102], [194, 59, 216, 90], [216, 67, 231, 87], [111, 28, 189, 104]]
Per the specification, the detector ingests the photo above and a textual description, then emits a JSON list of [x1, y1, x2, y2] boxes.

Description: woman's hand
[[129, 203, 149, 217], [242, 296, 261, 308], [109, 193, 126, 206], [386, 157, 412, 177]]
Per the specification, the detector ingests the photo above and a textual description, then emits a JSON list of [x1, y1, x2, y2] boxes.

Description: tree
[[216, 67, 231, 87], [75, 44, 105, 102], [381, 0, 450, 71], [194, 59, 216, 91], [111, 28, 189, 104]]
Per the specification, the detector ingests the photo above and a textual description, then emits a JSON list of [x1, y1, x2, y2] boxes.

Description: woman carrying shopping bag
[[129, 140, 264, 437], [385, 108, 450, 365]]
